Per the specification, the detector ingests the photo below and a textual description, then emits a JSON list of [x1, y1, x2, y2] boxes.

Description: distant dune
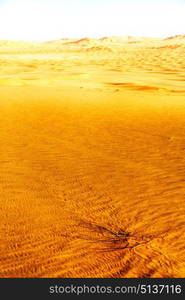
[[165, 34, 185, 40], [0, 35, 185, 278], [0, 35, 185, 51]]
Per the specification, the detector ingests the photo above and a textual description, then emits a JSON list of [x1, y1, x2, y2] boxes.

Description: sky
[[0, 0, 184, 41]]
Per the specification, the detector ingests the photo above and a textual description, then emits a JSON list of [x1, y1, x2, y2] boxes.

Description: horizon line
[[0, 34, 185, 43]]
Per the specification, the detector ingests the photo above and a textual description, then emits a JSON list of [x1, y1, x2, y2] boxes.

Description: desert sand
[[0, 35, 185, 277]]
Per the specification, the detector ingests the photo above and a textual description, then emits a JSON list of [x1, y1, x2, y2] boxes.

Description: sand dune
[[0, 36, 185, 278]]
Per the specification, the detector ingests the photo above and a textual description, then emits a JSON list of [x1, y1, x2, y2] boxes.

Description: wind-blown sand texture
[[0, 35, 185, 277]]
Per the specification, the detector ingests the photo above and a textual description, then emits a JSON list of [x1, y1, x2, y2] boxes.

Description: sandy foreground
[[0, 36, 185, 277]]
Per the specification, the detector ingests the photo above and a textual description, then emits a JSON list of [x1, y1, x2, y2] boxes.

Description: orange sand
[[0, 36, 185, 277]]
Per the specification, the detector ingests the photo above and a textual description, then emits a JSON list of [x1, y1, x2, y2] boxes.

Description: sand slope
[[0, 36, 185, 277]]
